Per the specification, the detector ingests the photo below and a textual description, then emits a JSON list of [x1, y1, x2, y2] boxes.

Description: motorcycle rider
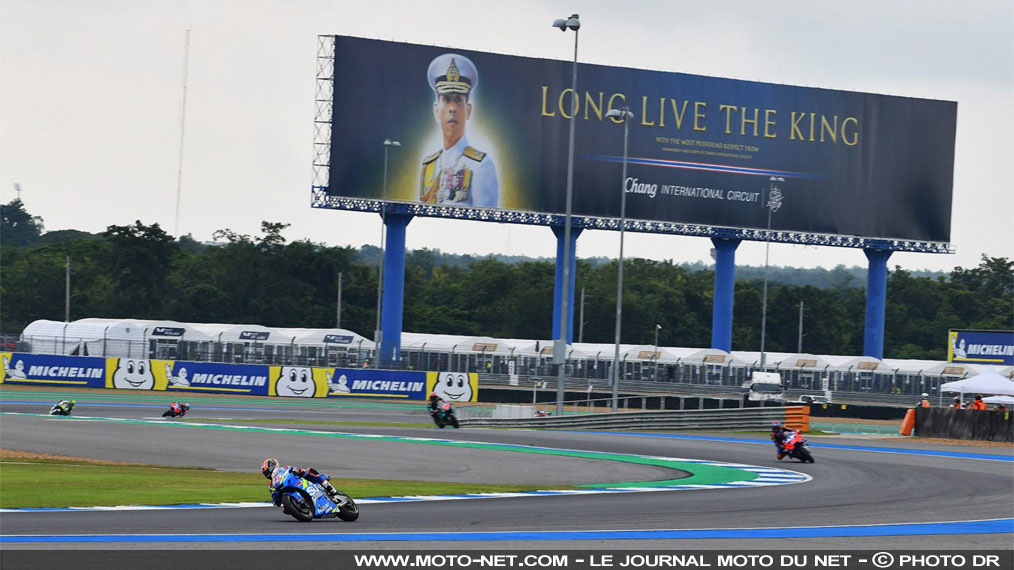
[[770, 421, 792, 460], [261, 457, 343, 503], [427, 391, 445, 416], [52, 399, 76, 414], [168, 402, 190, 416]]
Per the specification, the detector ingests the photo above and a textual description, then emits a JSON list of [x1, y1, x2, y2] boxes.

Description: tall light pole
[[654, 323, 661, 380], [374, 138, 400, 368], [605, 106, 633, 411], [65, 256, 71, 323], [759, 176, 784, 368], [797, 300, 804, 354], [552, 13, 580, 416]]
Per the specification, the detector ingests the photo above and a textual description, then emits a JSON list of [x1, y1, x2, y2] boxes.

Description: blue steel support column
[[863, 248, 893, 359], [710, 238, 741, 352], [380, 213, 413, 366], [552, 226, 583, 344]]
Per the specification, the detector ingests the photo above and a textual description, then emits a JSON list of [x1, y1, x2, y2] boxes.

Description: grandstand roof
[[274, 328, 374, 348]]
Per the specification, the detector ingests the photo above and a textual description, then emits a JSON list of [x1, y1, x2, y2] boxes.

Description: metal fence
[[458, 405, 808, 431], [7, 331, 974, 400]]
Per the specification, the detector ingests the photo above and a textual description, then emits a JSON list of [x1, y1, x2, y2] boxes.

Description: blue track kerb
[[3, 519, 1011, 543]]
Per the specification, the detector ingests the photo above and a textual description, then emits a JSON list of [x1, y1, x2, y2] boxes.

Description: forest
[[2, 199, 1011, 360]]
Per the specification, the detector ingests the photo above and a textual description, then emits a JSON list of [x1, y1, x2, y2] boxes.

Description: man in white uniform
[[419, 53, 499, 208]]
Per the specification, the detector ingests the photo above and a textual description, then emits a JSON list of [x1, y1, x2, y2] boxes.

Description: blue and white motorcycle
[[268, 467, 359, 522]]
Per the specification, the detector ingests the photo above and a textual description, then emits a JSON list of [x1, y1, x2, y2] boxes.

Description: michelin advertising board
[[948, 330, 1014, 366], [0, 353, 107, 388], [326, 36, 956, 243], [1, 354, 472, 401]]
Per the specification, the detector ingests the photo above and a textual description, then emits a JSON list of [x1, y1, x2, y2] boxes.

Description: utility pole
[[336, 272, 343, 329], [174, 28, 191, 238], [797, 300, 805, 353], [65, 256, 71, 322], [578, 287, 586, 343]]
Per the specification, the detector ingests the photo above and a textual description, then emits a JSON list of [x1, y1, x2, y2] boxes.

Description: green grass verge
[[0, 458, 563, 508]]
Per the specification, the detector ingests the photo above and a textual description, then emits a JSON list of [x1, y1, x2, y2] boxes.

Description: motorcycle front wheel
[[796, 447, 815, 463], [280, 493, 314, 522], [336, 494, 359, 522], [449, 415, 459, 429], [162, 410, 173, 417]]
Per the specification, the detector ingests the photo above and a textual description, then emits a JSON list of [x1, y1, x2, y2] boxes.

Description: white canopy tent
[[940, 370, 1014, 396], [20, 318, 212, 358]]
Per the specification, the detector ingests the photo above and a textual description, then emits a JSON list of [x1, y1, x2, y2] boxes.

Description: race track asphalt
[[1, 390, 1011, 550]]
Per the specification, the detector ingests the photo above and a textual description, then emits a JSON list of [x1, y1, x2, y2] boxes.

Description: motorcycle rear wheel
[[280, 493, 314, 522], [336, 495, 359, 522], [796, 447, 815, 463]]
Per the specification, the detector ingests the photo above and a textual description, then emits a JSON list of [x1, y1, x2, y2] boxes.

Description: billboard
[[948, 330, 1014, 366], [0, 353, 106, 388], [326, 36, 957, 242]]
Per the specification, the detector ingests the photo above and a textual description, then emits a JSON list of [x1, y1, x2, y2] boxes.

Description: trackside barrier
[[459, 406, 810, 432], [0, 352, 477, 402], [785, 406, 810, 432], [913, 408, 1013, 442]]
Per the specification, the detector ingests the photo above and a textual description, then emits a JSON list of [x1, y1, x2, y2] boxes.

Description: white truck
[[743, 371, 785, 402]]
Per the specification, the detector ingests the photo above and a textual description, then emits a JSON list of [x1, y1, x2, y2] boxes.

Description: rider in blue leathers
[[261, 458, 341, 503], [771, 421, 789, 460]]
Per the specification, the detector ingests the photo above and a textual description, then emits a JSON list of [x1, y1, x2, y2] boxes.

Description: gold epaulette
[[463, 146, 486, 162], [422, 150, 442, 165]]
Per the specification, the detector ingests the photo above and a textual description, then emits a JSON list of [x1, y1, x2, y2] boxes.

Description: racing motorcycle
[[269, 466, 359, 523], [49, 400, 75, 416], [781, 430, 815, 463], [162, 402, 191, 418], [431, 401, 459, 429]]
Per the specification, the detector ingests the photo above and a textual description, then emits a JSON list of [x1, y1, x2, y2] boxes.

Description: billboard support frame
[[310, 189, 953, 254]]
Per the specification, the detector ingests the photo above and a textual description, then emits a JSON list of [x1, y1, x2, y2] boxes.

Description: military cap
[[428, 53, 478, 95]]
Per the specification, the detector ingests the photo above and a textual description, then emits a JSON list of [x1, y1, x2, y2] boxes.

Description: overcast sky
[[1, 0, 1011, 272]]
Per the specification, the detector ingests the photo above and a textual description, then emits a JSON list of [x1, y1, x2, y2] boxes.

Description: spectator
[[951, 397, 964, 409], [971, 395, 988, 410], [918, 393, 931, 408]]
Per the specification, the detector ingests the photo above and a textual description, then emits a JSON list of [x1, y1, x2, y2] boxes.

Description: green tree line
[[2, 199, 1011, 360]]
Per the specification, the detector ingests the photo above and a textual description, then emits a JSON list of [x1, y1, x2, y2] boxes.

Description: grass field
[[0, 453, 569, 508]]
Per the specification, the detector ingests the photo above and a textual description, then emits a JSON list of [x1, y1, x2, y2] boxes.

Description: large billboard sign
[[326, 36, 956, 242], [948, 330, 1014, 366]]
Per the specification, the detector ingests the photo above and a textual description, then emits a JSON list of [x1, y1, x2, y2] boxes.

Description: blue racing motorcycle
[[268, 467, 359, 522]]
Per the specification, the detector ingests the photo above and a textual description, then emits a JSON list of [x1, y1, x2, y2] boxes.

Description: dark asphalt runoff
[[1, 390, 1011, 550]]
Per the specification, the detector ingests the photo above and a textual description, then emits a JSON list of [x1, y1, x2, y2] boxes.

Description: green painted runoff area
[[0, 388, 420, 411]]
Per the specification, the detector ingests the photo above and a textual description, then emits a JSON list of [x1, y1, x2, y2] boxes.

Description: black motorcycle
[[431, 402, 459, 429], [162, 403, 191, 418], [781, 430, 815, 463], [49, 401, 75, 416]]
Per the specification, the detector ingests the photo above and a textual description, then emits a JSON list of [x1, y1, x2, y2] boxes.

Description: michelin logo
[[964, 344, 1014, 357], [28, 365, 103, 378], [191, 373, 267, 387], [350, 380, 424, 393]]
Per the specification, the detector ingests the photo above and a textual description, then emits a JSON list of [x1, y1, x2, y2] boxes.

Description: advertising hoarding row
[[326, 36, 956, 243], [0, 353, 478, 402]]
